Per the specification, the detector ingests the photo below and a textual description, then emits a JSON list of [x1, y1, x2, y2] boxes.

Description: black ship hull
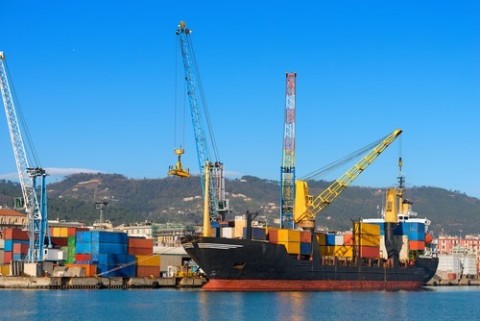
[[182, 236, 438, 291]]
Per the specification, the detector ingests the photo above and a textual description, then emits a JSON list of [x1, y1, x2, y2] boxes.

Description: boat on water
[[182, 173, 439, 291], [182, 233, 438, 291]]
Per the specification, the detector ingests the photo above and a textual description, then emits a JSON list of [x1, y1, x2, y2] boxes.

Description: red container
[[136, 266, 160, 277], [359, 245, 380, 258], [128, 247, 153, 255], [75, 253, 92, 262], [50, 237, 68, 247], [3, 251, 12, 264], [12, 243, 28, 255], [3, 228, 28, 241], [267, 229, 279, 243], [128, 237, 154, 249], [300, 231, 312, 243]]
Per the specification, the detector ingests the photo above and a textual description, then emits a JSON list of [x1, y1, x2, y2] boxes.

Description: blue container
[[75, 242, 92, 254], [97, 254, 136, 266], [242, 227, 266, 240], [4, 240, 13, 252], [300, 242, 312, 255], [97, 263, 136, 277], [76, 231, 92, 243], [406, 222, 425, 241], [91, 231, 128, 244], [92, 242, 127, 255], [326, 233, 336, 246]]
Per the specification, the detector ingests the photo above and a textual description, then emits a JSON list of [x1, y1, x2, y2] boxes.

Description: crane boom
[[0, 52, 48, 262], [294, 128, 402, 229], [175, 21, 229, 220]]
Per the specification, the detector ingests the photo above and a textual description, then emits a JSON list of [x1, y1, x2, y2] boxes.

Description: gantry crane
[[294, 128, 402, 230], [280, 73, 297, 229], [0, 52, 50, 262], [170, 21, 229, 224]]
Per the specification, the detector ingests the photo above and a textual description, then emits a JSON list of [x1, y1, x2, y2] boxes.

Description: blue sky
[[0, 1, 479, 198]]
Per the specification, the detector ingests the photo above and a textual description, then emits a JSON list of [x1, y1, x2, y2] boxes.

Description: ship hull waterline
[[183, 236, 438, 292]]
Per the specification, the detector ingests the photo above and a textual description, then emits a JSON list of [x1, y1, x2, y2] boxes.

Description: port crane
[[0, 52, 50, 262], [169, 21, 229, 226], [280, 73, 297, 229], [294, 128, 402, 230]]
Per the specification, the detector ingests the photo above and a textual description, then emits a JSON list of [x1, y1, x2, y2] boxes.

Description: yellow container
[[52, 227, 60, 237], [355, 234, 380, 247], [277, 229, 301, 243], [136, 255, 160, 267], [278, 241, 300, 254], [315, 233, 327, 246], [318, 245, 334, 256], [60, 227, 69, 238], [354, 222, 380, 236], [333, 245, 353, 258], [1, 264, 10, 276]]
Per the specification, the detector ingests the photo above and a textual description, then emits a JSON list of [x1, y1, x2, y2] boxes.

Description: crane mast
[[175, 21, 229, 220], [0, 52, 49, 262], [294, 128, 402, 230], [280, 73, 296, 229]]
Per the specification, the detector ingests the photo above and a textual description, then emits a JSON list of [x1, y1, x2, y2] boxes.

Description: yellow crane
[[294, 128, 402, 230]]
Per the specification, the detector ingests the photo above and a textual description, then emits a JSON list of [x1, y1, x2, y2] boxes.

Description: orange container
[[66, 263, 97, 277], [343, 233, 353, 245], [136, 255, 160, 267], [137, 266, 160, 277], [409, 240, 425, 251]]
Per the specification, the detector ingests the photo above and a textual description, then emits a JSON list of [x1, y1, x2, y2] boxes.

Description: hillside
[[0, 173, 478, 236]]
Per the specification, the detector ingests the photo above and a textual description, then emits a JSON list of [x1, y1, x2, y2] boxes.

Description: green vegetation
[[0, 173, 478, 236]]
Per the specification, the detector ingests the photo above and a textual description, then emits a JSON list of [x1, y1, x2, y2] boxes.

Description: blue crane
[[173, 21, 229, 221], [0, 52, 51, 262]]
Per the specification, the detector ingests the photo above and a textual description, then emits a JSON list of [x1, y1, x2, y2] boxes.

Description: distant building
[[0, 208, 26, 237], [115, 222, 195, 247], [437, 235, 480, 255], [436, 235, 480, 278]]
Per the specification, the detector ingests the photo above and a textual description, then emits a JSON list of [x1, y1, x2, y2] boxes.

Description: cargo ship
[[182, 184, 439, 291]]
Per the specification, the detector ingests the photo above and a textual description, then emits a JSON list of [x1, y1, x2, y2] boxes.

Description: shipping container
[[136, 255, 161, 267], [65, 263, 97, 277], [300, 242, 312, 255], [242, 227, 266, 240], [343, 233, 353, 245], [333, 245, 353, 258], [3, 228, 28, 241], [128, 247, 154, 255], [137, 265, 160, 277], [359, 245, 380, 258], [221, 227, 234, 239], [128, 237, 154, 249], [3, 251, 12, 264], [409, 240, 425, 251], [300, 231, 312, 243], [0, 264, 10, 276], [12, 243, 28, 255], [278, 241, 300, 254], [315, 233, 327, 246]]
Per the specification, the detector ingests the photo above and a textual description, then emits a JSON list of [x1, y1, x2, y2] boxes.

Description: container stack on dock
[[74, 230, 136, 277], [128, 237, 160, 277], [3, 228, 29, 264], [374, 221, 427, 261]]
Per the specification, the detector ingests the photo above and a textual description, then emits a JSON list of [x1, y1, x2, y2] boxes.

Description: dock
[[0, 276, 207, 290]]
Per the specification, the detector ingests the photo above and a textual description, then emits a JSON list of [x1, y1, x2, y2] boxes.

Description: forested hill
[[0, 173, 478, 236]]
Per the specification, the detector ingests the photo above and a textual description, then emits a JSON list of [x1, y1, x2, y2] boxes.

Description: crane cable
[[187, 36, 221, 162], [300, 134, 389, 181], [3, 59, 41, 168]]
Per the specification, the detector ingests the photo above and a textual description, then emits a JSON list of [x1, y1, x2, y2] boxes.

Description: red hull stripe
[[203, 279, 424, 291]]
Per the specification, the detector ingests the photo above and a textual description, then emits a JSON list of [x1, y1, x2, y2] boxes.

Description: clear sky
[[0, 1, 479, 198]]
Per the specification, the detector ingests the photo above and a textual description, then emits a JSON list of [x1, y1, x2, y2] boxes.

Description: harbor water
[[0, 287, 479, 320]]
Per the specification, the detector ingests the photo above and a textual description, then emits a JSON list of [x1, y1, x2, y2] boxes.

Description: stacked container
[[354, 222, 380, 258], [3, 228, 29, 264], [128, 237, 160, 277], [75, 230, 135, 277], [268, 228, 312, 255]]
